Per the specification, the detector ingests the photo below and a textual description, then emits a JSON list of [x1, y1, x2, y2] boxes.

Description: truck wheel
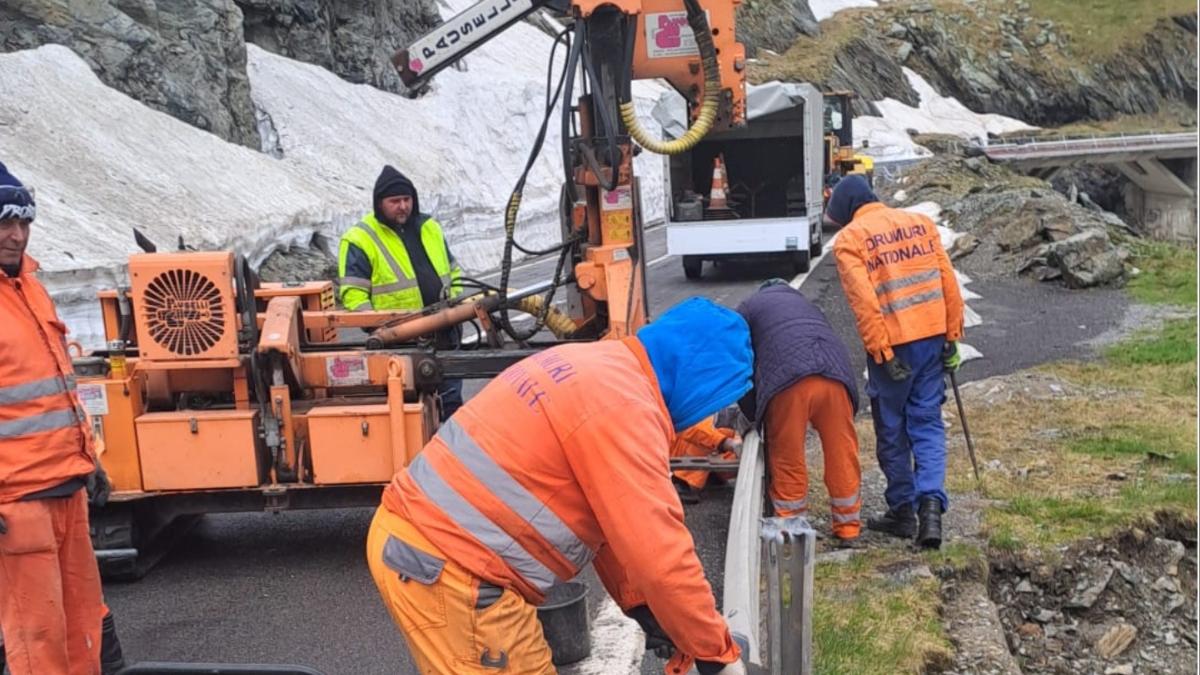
[[811, 227, 824, 259], [791, 251, 811, 275], [683, 256, 703, 280]]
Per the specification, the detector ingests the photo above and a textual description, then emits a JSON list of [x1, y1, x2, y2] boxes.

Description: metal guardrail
[[722, 431, 816, 675], [984, 131, 1198, 158]]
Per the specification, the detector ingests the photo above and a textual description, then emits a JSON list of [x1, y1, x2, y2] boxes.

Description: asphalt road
[[104, 223, 1129, 674]]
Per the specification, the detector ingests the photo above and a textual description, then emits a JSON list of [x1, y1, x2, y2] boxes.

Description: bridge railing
[[985, 131, 1198, 156]]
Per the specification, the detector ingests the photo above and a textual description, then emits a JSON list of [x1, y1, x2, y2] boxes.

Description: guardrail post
[[761, 517, 816, 675]]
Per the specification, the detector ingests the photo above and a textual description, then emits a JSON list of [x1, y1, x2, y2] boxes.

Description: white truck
[[661, 82, 826, 279]]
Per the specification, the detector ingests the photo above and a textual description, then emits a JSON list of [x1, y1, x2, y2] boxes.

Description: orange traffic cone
[[708, 155, 729, 211]]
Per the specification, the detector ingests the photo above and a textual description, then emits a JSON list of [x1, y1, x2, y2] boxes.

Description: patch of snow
[[856, 67, 1036, 159], [0, 45, 360, 348], [809, 0, 878, 21]]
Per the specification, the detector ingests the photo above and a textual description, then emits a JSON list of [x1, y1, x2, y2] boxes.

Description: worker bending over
[[829, 175, 964, 549], [338, 165, 465, 419], [737, 279, 863, 542], [0, 162, 124, 674], [367, 297, 751, 675], [670, 416, 740, 504]]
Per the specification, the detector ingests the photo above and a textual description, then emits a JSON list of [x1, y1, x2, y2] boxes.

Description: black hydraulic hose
[[496, 22, 582, 341], [561, 20, 585, 203]]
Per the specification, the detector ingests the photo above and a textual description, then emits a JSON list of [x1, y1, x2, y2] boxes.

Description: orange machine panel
[[306, 405, 396, 485], [77, 375, 145, 493], [305, 403, 427, 485], [128, 252, 239, 361], [136, 409, 262, 490]]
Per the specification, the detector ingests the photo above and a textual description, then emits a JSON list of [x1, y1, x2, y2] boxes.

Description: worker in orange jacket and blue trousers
[[829, 175, 965, 549], [0, 162, 125, 674], [366, 297, 752, 675]]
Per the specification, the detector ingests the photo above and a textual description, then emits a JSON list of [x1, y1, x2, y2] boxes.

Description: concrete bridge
[[984, 132, 1198, 243]]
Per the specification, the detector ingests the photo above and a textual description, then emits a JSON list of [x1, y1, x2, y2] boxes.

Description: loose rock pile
[[885, 156, 1134, 288], [991, 515, 1198, 675]]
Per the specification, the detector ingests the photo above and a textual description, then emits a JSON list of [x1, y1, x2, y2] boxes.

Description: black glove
[[627, 605, 675, 658], [884, 357, 912, 382], [87, 463, 111, 507], [696, 633, 750, 675]]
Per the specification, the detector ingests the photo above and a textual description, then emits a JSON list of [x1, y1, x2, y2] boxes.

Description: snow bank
[[0, 45, 359, 347], [809, 0, 879, 21], [856, 67, 1036, 160]]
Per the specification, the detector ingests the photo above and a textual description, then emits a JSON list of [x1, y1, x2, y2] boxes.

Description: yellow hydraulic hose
[[515, 295, 577, 338], [619, 5, 723, 155]]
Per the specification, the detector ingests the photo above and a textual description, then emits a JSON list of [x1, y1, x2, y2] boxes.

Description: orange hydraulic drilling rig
[[78, 0, 748, 577]]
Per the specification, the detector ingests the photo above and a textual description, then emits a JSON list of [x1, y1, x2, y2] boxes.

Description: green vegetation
[[813, 554, 952, 674], [1106, 320, 1197, 367], [1127, 242, 1198, 307], [1027, 0, 1197, 58]]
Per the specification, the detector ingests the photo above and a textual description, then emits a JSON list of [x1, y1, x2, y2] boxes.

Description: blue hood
[[636, 297, 754, 432], [826, 174, 877, 226]]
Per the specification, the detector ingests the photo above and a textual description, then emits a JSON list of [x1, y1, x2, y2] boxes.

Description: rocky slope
[[751, 0, 1198, 129], [883, 156, 1134, 288]]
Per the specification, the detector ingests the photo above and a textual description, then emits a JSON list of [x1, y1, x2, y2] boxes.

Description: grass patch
[[1127, 242, 1198, 307], [950, 305, 1197, 552], [923, 541, 988, 577], [1106, 320, 1197, 367], [1026, 0, 1196, 58], [813, 555, 952, 674]]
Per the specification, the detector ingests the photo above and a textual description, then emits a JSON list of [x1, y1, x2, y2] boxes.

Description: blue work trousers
[[866, 335, 948, 512]]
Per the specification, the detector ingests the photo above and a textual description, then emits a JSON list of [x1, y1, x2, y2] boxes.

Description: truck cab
[[664, 82, 825, 279]]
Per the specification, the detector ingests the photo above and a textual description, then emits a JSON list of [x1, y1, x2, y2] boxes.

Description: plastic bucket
[[536, 581, 591, 665]]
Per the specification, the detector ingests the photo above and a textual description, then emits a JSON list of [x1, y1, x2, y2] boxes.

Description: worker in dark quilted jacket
[[737, 279, 863, 541]]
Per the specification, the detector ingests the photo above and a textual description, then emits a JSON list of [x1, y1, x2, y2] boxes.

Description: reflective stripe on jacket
[[382, 338, 739, 665], [337, 212, 462, 311], [833, 203, 964, 363], [0, 255, 95, 502]]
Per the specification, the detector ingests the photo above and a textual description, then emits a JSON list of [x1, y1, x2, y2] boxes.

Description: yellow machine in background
[[823, 90, 874, 200]]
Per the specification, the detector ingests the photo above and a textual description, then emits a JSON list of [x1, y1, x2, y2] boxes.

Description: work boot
[[917, 497, 943, 550], [866, 505, 916, 539], [101, 610, 126, 675], [672, 477, 700, 505]]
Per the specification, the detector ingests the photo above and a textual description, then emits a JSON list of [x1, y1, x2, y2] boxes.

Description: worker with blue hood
[[367, 297, 752, 675]]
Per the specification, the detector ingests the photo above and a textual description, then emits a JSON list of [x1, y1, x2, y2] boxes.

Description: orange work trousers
[[366, 506, 556, 675], [764, 376, 862, 539], [0, 490, 104, 675], [671, 417, 737, 490]]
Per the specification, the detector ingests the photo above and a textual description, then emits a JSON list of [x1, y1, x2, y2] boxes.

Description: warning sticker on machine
[[77, 383, 109, 416], [326, 355, 369, 387], [601, 186, 633, 211], [644, 12, 699, 59]]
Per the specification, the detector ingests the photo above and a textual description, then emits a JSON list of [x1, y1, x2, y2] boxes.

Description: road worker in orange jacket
[[367, 297, 753, 675], [0, 162, 124, 675], [829, 175, 965, 550], [670, 417, 740, 503]]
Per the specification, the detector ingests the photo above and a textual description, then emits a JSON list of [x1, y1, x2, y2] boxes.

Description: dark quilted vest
[[736, 285, 860, 422]]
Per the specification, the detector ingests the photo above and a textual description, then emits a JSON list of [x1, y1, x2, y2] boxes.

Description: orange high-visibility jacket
[[382, 338, 740, 665], [833, 203, 964, 363], [0, 255, 96, 502]]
